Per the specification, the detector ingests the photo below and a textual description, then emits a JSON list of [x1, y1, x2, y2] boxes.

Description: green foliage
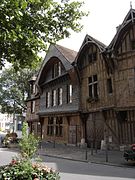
[[0, 0, 88, 69], [0, 159, 60, 180], [19, 122, 39, 159], [0, 67, 36, 114], [0, 121, 60, 179]]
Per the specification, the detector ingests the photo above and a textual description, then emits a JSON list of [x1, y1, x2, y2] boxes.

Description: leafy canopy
[[0, 0, 88, 70], [0, 67, 36, 114]]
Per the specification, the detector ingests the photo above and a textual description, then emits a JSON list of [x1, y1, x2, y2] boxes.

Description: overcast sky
[[58, 0, 133, 51]]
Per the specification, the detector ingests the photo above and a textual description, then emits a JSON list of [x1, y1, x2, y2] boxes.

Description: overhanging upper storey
[[36, 44, 77, 89]]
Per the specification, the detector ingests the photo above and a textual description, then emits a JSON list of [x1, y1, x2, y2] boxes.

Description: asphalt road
[[0, 148, 135, 180], [0, 148, 18, 166], [40, 155, 135, 180]]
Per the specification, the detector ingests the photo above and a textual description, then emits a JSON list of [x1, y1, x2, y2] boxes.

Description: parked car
[[123, 144, 135, 161], [2, 132, 18, 147]]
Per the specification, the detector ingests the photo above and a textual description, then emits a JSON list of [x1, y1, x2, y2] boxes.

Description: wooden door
[[68, 125, 77, 144], [86, 114, 104, 148]]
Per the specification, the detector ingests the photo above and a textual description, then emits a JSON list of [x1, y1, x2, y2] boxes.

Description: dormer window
[[52, 61, 61, 78]]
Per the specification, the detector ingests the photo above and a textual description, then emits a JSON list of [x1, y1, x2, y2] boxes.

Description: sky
[[58, 0, 133, 52]]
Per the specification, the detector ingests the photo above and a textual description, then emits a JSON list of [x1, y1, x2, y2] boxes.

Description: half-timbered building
[[26, 8, 135, 149], [75, 35, 109, 148], [26, 75, 41, 137], [102, 8, 135, 148], [75, 8, 135, 149], [35, 44, 84, 145]]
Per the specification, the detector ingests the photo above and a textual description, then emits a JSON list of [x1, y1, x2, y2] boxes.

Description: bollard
[[85, 143, 88, 160], [91, 141, 93, 155], [53, 140, 55, 148], [105, 142, 109, 162], [95, 141, 98, 153]]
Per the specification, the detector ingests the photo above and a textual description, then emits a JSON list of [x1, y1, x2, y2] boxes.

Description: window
[[52, 90, 56, 106], [88, 75, 98, 99], [46, 92, 50, 108], [88, 46, 97, 63], [31, 101, 35, 113], [47, 117, 54, 136], [58, 61, 61, 76], [33, 84, 36, 94], [67, 84, 73, 103], [17, 121, 22, 131], [107, 78, 113, 94], [88, 52, 97, 63], [58, 88, 63, 105], [56, 117, 63, 136], [52, 61, 61, 78], [47, 117, 63, 136]]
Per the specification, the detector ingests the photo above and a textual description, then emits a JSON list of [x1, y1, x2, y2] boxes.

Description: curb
[[39, 153, 135, 168], [39, 153, 89, 163], [90, 161, 135, 169]]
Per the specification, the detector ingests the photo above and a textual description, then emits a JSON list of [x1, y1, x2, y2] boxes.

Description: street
[[0, 148, 135, 180], [0, 148, 18, 166], [40, 155, 135, 180]]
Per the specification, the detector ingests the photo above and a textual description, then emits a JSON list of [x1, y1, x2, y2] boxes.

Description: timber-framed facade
[[26, 8, 135, 149]]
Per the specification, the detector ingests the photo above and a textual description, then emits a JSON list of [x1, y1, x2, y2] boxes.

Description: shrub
[[19, 122, 39, 159], [0, 158, 60, 180], [0, 122, 60, 180]]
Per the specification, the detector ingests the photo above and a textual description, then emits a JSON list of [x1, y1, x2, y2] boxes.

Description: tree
[[0, 0, 87, 70], [19, 121, 39, 159], [0, 67, 36, 114]]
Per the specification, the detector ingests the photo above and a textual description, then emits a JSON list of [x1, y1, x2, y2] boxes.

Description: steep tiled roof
[[56, 44, 77, 63], [36, 44, 77, 86]]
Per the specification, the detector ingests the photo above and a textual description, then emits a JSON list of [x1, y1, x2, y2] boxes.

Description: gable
[[36, 44, 76, 87], [107, 8, 135, 53], [75, 34, 106, 69]]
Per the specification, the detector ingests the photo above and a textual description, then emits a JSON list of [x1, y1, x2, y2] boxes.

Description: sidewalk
[[38, 141, 135, 167]]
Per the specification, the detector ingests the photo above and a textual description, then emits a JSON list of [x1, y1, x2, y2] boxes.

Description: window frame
[[52, 89, 57, 106], [46, 91, 51, 108], [52, 61, 62, 78], [47, 117, 63, 137], [58, 88, 63, 105], [88, 75, 98, 99], [67, 84, 73, 103], [107, 78, 113, 94], [31, 100, 35, 113]]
